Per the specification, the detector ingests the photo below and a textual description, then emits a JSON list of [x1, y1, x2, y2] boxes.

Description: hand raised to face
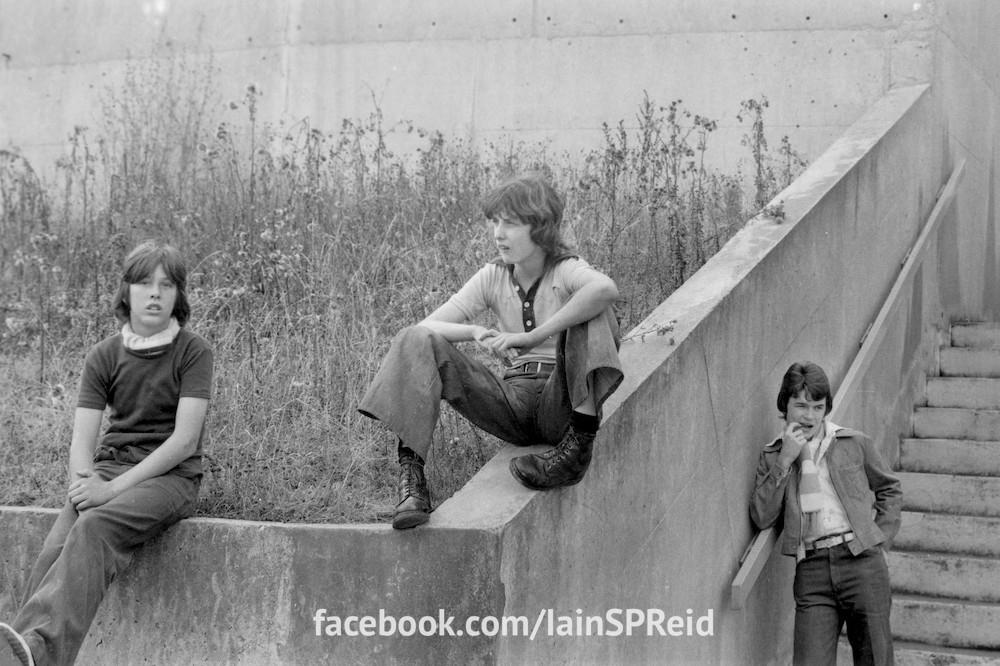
[[777, 421, 807, 468]]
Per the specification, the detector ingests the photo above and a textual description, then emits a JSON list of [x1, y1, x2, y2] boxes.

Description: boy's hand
[[472, 327, 498, 344], [777, 422, 806, 469], [472, 327, 501, 353], [472, 327, 515, 363], [68, 470, 118, 510], [481, 331, 538, 364]]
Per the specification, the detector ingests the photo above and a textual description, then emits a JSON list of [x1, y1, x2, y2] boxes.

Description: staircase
[[891, 322, 1000, 664]]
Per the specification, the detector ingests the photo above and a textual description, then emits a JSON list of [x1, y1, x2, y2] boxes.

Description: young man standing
[[750, 362, 902, 666], [358, 172, 623, 530]]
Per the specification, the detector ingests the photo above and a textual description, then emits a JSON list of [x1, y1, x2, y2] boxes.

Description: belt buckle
[[506, 362, 534, 377], [508, 361, 552, 377], [812, 532, 852, 551]]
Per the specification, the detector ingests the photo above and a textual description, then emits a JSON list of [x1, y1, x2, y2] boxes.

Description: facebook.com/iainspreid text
[[313, 608, 715, 639]]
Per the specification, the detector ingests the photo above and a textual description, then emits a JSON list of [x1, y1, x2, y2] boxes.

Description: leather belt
[[503, 361, 556, 378], [807, 532, 855, 554]]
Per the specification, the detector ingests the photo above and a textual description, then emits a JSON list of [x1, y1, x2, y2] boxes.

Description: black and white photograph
[[1, 1, 998, 664]]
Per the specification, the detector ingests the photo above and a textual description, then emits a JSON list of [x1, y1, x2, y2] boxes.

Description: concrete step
[[941, 347, 1000, 377], [899, 439, 1000, 476], [888, 326, 1000, 661], [892, 594, 1000, 650], [889, 551, 1000, 602], [925, 378, 1000, 409], [839, 639, 1000, 665], [913, 407, 1000, 441], [892, 642, 1000, 665], [899, 472, 1000, 517], [952, 322, 1000, 349], [895, 511, 1000, 557]]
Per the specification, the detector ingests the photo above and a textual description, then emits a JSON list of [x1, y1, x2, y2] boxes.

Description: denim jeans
[[14, 463, 198, 666], [358, 310, 622, 461], [793, 542, 894, 666]]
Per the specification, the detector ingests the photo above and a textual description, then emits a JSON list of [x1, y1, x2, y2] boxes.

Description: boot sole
[[0, 622, 33, 666], [392, 509, 431, 530], [509, 459, 585, 491]]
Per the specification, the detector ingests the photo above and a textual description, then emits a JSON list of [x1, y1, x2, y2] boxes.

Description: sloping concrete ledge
[[3, 82, 971, 665]]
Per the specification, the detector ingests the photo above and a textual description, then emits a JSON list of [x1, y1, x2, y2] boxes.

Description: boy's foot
[[392, 453, 432, 529], [510, 428, 595, 490], [0, 623, 33, 666]]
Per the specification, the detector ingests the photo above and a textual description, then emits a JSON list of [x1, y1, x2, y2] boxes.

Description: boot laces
[[399, 459, 424, 498], [544, 433, 577, 470]]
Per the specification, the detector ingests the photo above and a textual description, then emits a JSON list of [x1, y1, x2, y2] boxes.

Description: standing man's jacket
[[750, 427, 903, 561]]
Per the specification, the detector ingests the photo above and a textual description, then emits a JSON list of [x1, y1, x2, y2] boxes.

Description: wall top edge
[[0, 504, 510, 536], [595, 84, 933, 410]]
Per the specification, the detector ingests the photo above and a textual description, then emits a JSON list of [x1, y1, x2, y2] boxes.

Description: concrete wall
[[932, 1, 1000, 320], [0, 507, 506, 665], [0, 0, 931, 181]]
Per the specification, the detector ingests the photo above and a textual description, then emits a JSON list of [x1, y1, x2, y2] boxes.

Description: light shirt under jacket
[[800, 421, 854, 548]]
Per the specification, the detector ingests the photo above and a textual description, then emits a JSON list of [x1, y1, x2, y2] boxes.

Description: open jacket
[[750, 426, 903, 561]]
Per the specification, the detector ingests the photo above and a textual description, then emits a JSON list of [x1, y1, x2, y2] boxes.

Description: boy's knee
[[70, 509, 112, 540], [397, 325, 427, 340], [396, 324, 446, 350], [56, 510, 116, 560]]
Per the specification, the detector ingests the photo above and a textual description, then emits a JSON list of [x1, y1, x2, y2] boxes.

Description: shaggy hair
[[777, 361, 833, 417], [112, 240, 191, 326], [481, 172, 575, 256]]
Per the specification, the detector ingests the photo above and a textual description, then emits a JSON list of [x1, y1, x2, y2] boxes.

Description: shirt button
[[523, 302, 530, 308], [526, 320, 532, 326]]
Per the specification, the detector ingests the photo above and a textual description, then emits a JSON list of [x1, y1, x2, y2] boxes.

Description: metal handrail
[[730, 159, 966, 610]]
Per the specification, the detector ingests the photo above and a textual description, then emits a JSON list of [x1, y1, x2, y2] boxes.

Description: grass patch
[[0, 56, 804, 523]]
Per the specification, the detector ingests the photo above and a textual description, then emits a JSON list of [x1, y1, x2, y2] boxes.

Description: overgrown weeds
[[0, 57, 805, 522]]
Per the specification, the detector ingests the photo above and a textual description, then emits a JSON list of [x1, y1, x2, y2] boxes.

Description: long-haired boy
[[359, 172, 624, 529]]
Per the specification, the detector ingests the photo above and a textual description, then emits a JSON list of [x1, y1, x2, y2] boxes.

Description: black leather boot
[[393, 452, 432, 529], [509, 428, 595, 490]]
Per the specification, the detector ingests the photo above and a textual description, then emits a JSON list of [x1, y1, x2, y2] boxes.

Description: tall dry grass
[[0, 57, 805, 523]]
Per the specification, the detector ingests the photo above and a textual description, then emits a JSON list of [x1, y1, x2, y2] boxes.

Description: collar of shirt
[[806, 420, 841, 463]]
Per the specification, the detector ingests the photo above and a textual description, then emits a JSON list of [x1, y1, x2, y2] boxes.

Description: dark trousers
[[358, 311, 623, 461], [13, 463, 198, 666], [793, 543, 894, 666]]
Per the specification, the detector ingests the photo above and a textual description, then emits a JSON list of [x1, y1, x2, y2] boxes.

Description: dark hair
[[113, 240, 191, 326], [777, 361, 833, 417], [481, 172, 574, 256]]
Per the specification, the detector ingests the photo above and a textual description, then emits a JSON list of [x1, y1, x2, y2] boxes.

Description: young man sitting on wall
[[358, 172, 624, 530], [750, 361, 902, 666]]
